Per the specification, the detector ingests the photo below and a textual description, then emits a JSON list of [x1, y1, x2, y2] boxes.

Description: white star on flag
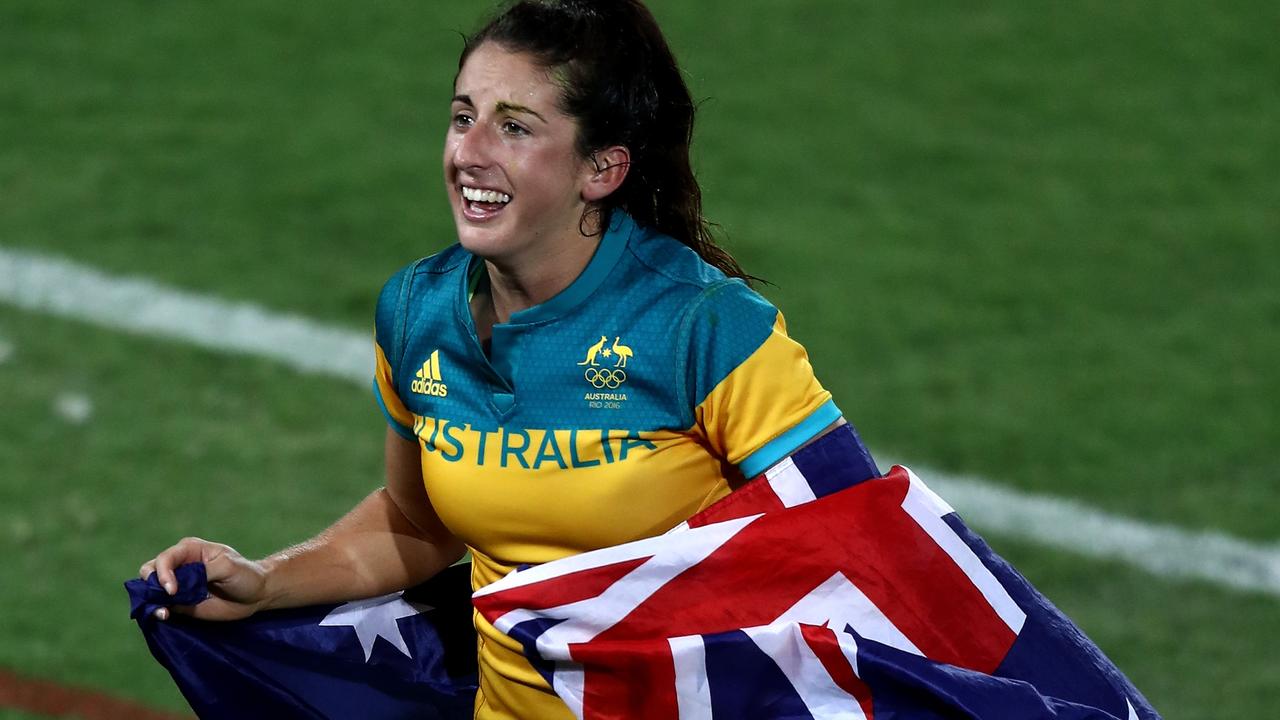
[[319, 591, 432, 662]]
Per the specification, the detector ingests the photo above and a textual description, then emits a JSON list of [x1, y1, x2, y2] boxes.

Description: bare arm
[[140, 428, 465, 620]]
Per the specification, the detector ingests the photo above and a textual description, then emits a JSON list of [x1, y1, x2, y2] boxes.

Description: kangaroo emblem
[[578, 335, 608, 366], [611, 337, 634, 368]]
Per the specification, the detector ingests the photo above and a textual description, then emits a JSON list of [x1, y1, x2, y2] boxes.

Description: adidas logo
[[411, 350, 449, 397]]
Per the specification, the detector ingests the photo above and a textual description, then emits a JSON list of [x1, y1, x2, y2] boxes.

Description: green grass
[[1, 1, 1277, 718], [0, 305, 386, 711], [0, 711, 58, 720]]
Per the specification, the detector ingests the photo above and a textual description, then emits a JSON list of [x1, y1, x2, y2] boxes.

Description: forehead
[[454, 43, 562, 108]]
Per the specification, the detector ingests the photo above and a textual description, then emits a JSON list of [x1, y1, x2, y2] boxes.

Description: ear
[[581, 145, 631, 202]]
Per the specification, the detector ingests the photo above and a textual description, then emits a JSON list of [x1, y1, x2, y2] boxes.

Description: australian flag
[[472, 426, 1161, 719], [127, 425, 1160, 719], [125, 562, 477, 719]]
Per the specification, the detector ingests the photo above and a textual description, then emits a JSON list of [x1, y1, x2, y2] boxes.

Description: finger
[[200, 545, 238, 584], [152, 547, 180, 594], [139, 561, 155, 580], [199, 543, 252, 589], [153, 607, 170, 621], [154, 537, 208, 595]]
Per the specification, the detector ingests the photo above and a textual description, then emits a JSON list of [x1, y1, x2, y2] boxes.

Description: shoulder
[[624, 225, 736, 293], [374, 244, 469, 354], [613, 221, 780, 350], [379, 244, 469, 295], [621, 224, 776, 317], [680, 277, 777, 330], [675, 277, 781, 392], [376, 244, 468, 310]]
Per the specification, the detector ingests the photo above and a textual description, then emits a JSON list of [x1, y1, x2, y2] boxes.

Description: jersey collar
[[502, 209, 634, 325]]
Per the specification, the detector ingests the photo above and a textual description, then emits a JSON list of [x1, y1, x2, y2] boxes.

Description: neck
[[479, 209, 610, 324], [467, 208, 613, 344], [484, 237, 598, 323]]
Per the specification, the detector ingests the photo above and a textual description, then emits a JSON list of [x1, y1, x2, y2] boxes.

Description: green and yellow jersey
[[373, 211, 864, 718]]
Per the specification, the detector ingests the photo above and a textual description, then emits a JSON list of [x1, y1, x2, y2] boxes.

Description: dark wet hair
[[460, 0, 752, 283]]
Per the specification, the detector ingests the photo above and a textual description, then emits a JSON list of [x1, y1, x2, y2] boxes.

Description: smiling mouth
[[459, 185, 512, 221], [461, 186, 512, 204], [460, 184, 509, 212]]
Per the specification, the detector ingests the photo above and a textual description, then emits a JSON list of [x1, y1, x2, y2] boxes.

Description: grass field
[[2, 1, 1277, 717]]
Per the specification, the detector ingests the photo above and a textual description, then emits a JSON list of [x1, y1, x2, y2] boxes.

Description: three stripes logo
[[411, 350, 449, 397]]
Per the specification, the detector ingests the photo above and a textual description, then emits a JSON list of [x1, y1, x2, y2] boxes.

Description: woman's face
[[444, 43, 594, 263]]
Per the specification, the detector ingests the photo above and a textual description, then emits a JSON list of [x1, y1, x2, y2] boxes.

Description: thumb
[[200, 546, 243, 584], [200, 546, 267, 606]]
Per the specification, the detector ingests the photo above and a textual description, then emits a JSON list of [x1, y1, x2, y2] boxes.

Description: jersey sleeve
[[373, 263, 418, 441], [679, 280, 842, 478]]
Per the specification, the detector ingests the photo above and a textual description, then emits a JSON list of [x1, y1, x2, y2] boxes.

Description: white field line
[[0, 247, 371, 383], [3, 246, 1279, 597], [917, 468, 1280, 597]]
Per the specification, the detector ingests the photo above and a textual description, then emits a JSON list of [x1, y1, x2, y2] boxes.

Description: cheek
[[524, 148, 586, 199]]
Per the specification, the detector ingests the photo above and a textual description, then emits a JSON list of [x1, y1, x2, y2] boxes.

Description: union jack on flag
[[474, 427, 1160, 719]]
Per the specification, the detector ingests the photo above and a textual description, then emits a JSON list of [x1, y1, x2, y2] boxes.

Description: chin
[[454, 219, 511, 259]]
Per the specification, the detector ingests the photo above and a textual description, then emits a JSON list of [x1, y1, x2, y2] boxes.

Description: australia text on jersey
[[411, 416, 658, 470]]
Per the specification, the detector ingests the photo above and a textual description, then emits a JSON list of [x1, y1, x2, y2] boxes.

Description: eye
[[452, 112, 474, 129], [501, 120, 530, 136]]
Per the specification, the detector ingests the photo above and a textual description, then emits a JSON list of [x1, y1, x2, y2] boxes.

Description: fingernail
[[164, 581, 175, 594], [155, 608, 168, 621]]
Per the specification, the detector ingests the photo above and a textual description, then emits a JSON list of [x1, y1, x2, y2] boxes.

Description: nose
[[452, 123, 495, 171]]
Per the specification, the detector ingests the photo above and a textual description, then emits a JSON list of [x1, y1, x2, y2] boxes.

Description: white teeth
[[462, 186, 511, 204]]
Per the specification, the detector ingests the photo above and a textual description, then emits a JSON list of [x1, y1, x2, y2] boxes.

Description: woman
[[139, 1, 878, 717]]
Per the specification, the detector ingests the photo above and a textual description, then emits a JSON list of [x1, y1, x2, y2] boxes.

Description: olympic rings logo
[[584, 368, 627, 389]]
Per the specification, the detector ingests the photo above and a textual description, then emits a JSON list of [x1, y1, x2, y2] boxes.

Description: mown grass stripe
[[3, 246, 1278, 598], [916, 468, 1280, 597], [0, 247, 370, 382]]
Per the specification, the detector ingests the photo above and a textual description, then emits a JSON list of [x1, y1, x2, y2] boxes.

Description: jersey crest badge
[[581, 336, 634, 407], [577, 335, 635, 369]]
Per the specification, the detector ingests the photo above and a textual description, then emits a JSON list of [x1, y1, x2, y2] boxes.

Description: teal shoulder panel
[[373, 245, 470, 433], [415, 243, 469, 275], [675, 279, 779, 424], [626, 226, 730, 290], [374, 260, 417, 385], [374, 246, 468, 367]]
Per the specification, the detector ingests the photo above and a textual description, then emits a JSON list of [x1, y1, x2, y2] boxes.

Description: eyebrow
[[452, 94, 547, 123]]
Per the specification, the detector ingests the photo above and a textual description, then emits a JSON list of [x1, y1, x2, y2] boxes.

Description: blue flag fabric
[[125, 563, 477, 719]]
